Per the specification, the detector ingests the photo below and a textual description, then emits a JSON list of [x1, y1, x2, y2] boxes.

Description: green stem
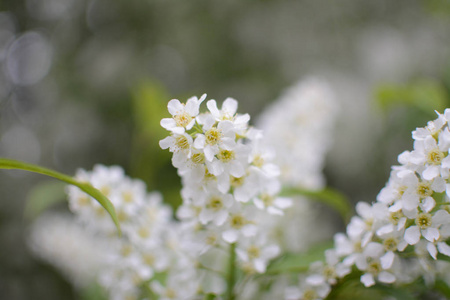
[[226, 243, 237, 300], [0, 158, 121, 235]]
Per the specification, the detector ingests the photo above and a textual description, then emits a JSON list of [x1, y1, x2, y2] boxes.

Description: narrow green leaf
[[281, 187, 353, 223], [266, 241, 333, 274], [0, 158, 121, 235], [24, 180, 66, 220]]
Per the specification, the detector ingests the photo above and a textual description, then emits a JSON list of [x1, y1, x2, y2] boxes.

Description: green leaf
[[375, 80, 448, 116], [266, 241, 333, 274], [0, 158, 121, 235], [24, 180, 66, 220], [281, 187, 353, 223]]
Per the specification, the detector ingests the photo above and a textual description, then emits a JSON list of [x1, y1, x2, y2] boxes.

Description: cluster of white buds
[[286, 110, 450, 300], [160, 95, 291, 275]]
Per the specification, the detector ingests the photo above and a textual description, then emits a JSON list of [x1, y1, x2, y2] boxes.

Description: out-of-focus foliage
[[376, 80, 449, 116]]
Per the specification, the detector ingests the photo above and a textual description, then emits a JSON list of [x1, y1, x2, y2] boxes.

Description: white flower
[[355, 242, 396, 287], [160, 94, 206, 134], [222, 203, 258, 243], [236, 234, 280, 273], [404, 210, 450, 246], [207, 97, 250, 127], [194, 117, 237, 162]]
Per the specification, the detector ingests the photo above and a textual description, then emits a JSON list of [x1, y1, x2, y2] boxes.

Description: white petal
[[193, 134, 206, 149], [433, 210, 450, 226], [378, 271, 396, 284], [222, 98, 238, 115], [423, 227, 440, 242], [380, 251, 394, 269], [376, 224, 394, 237], [185, 97, 201, 116], [204, 146, 217, 162], [404, 226, 421, 245], [423, 165, 440, 181], [167, 99, 183, 115], [275, 197, 292, 209], [432, 177, 446, 192], [427, 242, 438, 260], [267, 206, 283, 215], [159, 136, 174, 149], [222, 230, 238, 243], [253, 259, 266, 273], [306, 274, 325, 285], [421, 197, 436, 213], [161, 118, 177, 130], [214, 211, 228, 226], [207, 100, 220, 118], [360, 273, 375, 287], [262, 245, 280, 259], [437, 242, 450, 256]]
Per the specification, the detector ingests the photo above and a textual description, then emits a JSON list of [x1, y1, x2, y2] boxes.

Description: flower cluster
[[57, 95, 292, 299], [286, 110, 450, 300], [160, 95, 291, 274], [67, 165, 203, 300], [28, 212, 108, 288], [257, 78, 339, 253], [257, 77, 338, 190]]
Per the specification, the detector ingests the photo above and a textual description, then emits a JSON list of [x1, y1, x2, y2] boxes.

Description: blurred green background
[[2, 0, 450, 299]]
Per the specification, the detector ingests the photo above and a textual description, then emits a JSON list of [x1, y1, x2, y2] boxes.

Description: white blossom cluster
[[286, 110, 450, 300], [67, 165, 202, 300], [28, 212, 108, 288], [160, 94, 291, 274], [257, 78, 339, 254], [257, 77, 338, 190]]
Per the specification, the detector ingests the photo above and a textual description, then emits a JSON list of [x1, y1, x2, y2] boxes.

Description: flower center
[[417, 182, 432, 198], [427, 149, 445, 165], [368, 260, 382, 275], [174, 112, 192, 128], [260, 193, 274, 206], [231, 176, 244, 187], [230, 215, 246, 229], [218, 149, 235, 162], [122, 191, 133, 203], [324, 266, 336, 279], [175, 135, 190, 150], [247, 246, 260, 259], [77, 195, 91, 206], [303, 289, 318, 300], [205, 127, 222, 145], [252, 154, 264, 168], [416, 213, 432, 229], [207, 196, 223, 211], [389, 211, 403, 225], [191, 153, 206, 164], [383, 237, 398, 252], [143, 254, 155, 266], [138, 227, 150, 238]]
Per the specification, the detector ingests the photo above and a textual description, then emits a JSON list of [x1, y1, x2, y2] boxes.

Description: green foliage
[[79, 282, 108, 300], [375, 80, 448, 116], [130, 81, 182, 208], [266, 242, 333, 274], [281, 187, 353, 223], [24, 180, 66, 220], [0, 158, 121, 235]]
